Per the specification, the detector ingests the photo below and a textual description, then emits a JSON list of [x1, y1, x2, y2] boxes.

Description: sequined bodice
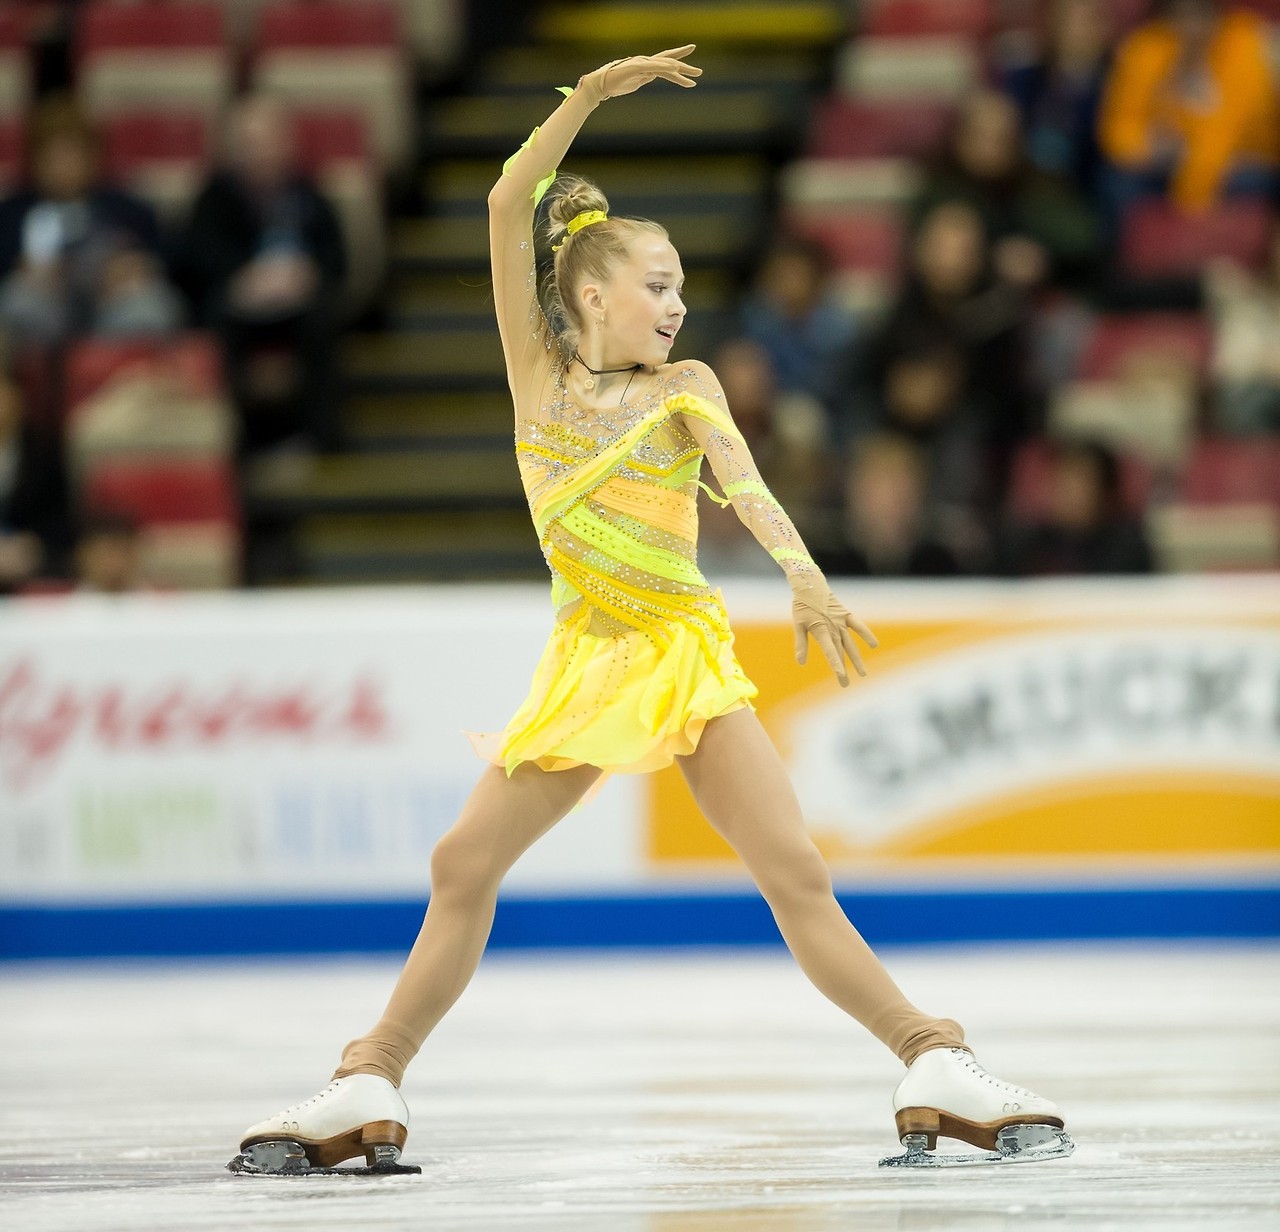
[[515, 363, 717, 644]]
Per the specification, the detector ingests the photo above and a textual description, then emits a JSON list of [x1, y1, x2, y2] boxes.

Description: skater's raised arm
[[674, 360, 878, 687], [487, 47, 701, 396]]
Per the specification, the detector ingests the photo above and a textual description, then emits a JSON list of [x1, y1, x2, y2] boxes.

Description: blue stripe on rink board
[[1, 885, 1278, 960]]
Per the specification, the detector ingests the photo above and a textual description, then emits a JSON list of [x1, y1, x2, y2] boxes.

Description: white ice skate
[[879, 1046, 1075, 1168], [227, 1074, 419, 1176]]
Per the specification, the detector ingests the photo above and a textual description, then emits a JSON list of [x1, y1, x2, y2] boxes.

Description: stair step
[[483, 47, 820, 91], [295, 510, 542, 581], [348, 390, 514, 443], [392, 210, 758, 270], [246, 447, 524, 513], [386, 267, 734, 325], [345, 328, 507, 384], [534, 2, 844, 45], [427, 154, 768, 207], [428, 90, 784, 156]]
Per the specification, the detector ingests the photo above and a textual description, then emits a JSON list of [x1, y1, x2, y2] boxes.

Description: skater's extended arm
[[487, 46, 701, 394], [675, 360, 878, 686]]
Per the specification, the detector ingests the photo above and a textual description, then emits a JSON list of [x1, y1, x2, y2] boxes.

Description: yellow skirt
[[464, 593, 758, 800]]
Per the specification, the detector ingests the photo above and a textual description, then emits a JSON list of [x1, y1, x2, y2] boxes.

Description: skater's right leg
[[234, 759, 601, 1171], [332, 758, 603, 1086]]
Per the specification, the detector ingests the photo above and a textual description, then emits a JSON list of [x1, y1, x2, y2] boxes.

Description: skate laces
[[954, 1050, 1036, 1099], [273, 1079, 342, 1118]]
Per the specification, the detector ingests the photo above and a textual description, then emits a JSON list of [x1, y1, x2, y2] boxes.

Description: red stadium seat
[[784, 208, 905, 276], [1077, 314, 1212, 381], [0, 117, 24, 192], [807, 97, 954, 160], [1008, 437, 1154, 521], [0, 8, 35, 122], [77, 1, 231, 122], [102, 112, 210, 177], [65, 335, 224, 422], [78, 1, 226, 55], [1180, 439, 1280, 507], [1236, 0, 1280, 21], [256, 0, 400, 50], [862, 0, 993, 39], [84, 459, 240, 526], [290, 109, 371, 176], [1120, 198, 1273, 279], [252, 2, 410, 171], [100, 111, 212, 217]]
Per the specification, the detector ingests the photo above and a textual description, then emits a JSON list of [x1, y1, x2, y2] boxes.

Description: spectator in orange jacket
[[1097, 0, 1280, 215]]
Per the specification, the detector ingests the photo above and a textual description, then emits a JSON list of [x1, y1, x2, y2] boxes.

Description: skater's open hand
[[789, 575, 878, 688], [581, 46, 702, 103]]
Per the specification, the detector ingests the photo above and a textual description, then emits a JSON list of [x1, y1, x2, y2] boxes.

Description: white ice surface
[[1, 943, 1278, 1231]]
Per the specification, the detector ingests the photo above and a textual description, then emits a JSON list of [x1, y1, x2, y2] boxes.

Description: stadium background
[[0, 0, 1277, 958]]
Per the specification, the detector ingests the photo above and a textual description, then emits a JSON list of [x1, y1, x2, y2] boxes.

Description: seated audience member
[[813, 433, 962, 578], [73, 509, 146, 593], [0, 97, 171, 345], [1203, 225, 1280, 434], [845, 334, 995, 564], [856, 201, 1036, 460], [1097, 0, 1280, 216], [738, 233, 858, 420], [177, 93, 347, 455], [995, 438, 1154, 575], [0, 367, 70, 592], [909, 88, 1102, 291], [999, 0, 1111, 200]]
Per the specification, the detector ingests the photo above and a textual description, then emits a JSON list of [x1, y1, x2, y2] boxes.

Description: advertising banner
[[652, 577, 1280, 882]]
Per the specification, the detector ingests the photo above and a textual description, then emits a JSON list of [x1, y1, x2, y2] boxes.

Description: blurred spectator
[[697, 337, 832, 577], [845, 332, 994, 564], [995, 438, 1155, 575], [0, 97, 175, 346], [812, 433, 962, 578], [1097, 0, 1280, 217], [999, 0, 1111, 200], [73, 509, 145, 593], [0, 366, 70, 593], [1203, 226, 1280, 434], [176, 93, 347, 455], [852, 201, 1036, 462], [738, 233, 858, 419], [908, 88, 1102, 291]]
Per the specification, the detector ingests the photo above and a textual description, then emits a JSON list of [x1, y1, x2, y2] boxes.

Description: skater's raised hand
[[790, 575, 878, 688], [581, 45, 702, 103]]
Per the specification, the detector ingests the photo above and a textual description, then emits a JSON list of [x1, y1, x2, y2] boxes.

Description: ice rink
[[2, 943, 1278, 1231]]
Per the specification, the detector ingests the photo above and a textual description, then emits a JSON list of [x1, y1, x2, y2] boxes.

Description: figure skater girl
[[234, 47, 1073, 1173]]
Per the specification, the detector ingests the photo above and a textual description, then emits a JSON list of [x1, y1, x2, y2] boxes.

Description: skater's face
[[581, 235, 686, 366]]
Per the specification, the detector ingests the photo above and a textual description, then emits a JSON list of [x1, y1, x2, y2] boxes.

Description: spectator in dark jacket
[[814, 432, 963, 578], [0, 367, 71, 592], [852, 200, 1037, 460], [0, 96, 172, 345], [996, 438, 1154, 575], [177, 92, 347, 454], [999, 0, 1112, 201]]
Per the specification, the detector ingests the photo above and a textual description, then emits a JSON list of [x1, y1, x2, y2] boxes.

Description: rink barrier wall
[[2, 884, 1278, 960]]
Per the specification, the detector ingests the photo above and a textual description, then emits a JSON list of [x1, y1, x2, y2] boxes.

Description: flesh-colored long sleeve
[[668, 364, 822, 586]]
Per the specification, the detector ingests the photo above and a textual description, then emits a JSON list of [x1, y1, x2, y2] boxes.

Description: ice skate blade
[[227, 1139, 421, 1177], [878, 1124, 1076, 1169]]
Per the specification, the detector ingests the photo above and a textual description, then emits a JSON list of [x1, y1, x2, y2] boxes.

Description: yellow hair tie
[[567, 209, 607, 235], [552, 209, 608, 251]]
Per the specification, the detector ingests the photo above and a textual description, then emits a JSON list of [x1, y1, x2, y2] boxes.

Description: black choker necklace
[[572, 351, 642, 391]]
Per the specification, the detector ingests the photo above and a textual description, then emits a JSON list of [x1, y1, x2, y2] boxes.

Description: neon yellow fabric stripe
[[560, 505, 707, 587], [770, 547, 816, 564]]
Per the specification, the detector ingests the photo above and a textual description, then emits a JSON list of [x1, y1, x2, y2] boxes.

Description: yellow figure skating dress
[[465, 360, 819, 798]]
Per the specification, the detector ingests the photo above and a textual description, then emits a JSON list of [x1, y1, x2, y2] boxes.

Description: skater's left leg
[[677, 706, 964, 1066]]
